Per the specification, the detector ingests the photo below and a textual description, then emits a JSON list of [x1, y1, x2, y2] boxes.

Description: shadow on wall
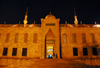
[[60, 44, 62, 59]]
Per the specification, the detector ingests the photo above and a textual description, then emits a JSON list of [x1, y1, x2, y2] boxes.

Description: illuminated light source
[[93, 24, 100, 27], [28, 24, 34, 27], [67, 24, 73, 27], [47, 49, 53, 52], [49, 54, 52, 57], [11, 24, 18, 27]]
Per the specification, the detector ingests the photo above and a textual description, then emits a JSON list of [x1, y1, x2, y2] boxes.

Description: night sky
[[0, 0, 100, 24]]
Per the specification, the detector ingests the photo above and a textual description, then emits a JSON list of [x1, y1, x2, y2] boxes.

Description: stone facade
[[0, 14, 100, 60]]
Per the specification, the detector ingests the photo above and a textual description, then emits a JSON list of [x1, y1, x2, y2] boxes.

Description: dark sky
[[0, 0, 100, 24]]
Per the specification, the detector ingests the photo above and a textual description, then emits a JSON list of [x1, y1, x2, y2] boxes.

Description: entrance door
[[46, 46, 53, 59]]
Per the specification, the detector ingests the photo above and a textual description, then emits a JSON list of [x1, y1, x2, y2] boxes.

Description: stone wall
[[0, 27, 41, 58], [0, 25, 100, 59], [0, 58, 100, 67], [74, 58, 100, 66], [61, 27, 100, 59]]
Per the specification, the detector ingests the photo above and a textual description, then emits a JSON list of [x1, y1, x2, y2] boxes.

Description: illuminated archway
[[46, 46, 53, 59], [47, 49, 53, 58]]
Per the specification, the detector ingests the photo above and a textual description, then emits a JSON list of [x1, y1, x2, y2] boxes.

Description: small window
[[46, 40, 55, 44], [3, 48, 8, 56], [22, 48, 27, 56], [83, 48, 88, 56], [63, 34, 67, 43], [33, 33, 37, 43], [72, 34, 77, 43], [91, 34, 95, 43], [12, 48, 17, 56], [73, 48, 78, 56], [46, 23, 55, 26], [82, 33, 86, 43], [92, 47, 98, 55], [15, 33, 19, 43], [24, 33, 28, 43], [5, 33, 10, 42]]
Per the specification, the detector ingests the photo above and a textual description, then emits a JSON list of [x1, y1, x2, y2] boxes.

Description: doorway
[[46, 46, 54, 59]]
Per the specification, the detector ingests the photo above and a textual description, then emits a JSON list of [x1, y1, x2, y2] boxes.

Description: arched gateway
[[41, 13, 60, 59], [45, 28, 55, 59]]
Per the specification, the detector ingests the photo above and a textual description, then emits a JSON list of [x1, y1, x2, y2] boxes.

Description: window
[[91, 33, 95, 43], [73, 48, 78, 56], [72, 34, 76, 43], [15, 33, 19, 43], [33, 33, 37, 43], [92, 47, 98, 55], [82, 33, 86, 43], [63, 34, 67, 43], [12, 48, 17, 56], [46, 40, 55, 44], [5, 33, 10, 42], [22, 48, 27, 56], [46, 23, 55, 26], [83, 48, 88, 56], [3, 48, 8, 56], [24, 33, 28, 43]]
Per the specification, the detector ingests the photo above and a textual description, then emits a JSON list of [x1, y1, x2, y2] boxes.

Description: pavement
[[0, 59, 100, 68]]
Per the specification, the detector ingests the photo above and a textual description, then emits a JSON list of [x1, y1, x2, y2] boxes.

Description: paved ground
[[0, 59, 100, 68], [30, 59, 100, 68]]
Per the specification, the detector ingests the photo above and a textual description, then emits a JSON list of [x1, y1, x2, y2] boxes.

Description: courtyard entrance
[[45, 28, 55, 59], [46, 46, 54, 59]]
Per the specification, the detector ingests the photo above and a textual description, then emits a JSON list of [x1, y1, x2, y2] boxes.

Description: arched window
[[5, 33, 10, 42], [63, 34, 67, 43], [15, 33, 19, 43], [33, 33, 37, 43], [91, 33, 95, 43], [72, 34, 76, 43], [82, 33, 86, 43], [24, 33, 28, 43]]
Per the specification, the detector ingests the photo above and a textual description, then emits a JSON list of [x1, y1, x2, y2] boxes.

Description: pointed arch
[[46, 28, 55, 38]]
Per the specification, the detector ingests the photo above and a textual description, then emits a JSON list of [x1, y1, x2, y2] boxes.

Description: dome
[[45, 14, 56, 19]]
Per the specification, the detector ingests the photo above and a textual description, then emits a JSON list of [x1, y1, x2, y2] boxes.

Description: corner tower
[[41, 12, 60, 59]]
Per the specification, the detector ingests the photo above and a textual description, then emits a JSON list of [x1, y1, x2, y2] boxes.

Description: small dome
[[45, 14, 56, 19]]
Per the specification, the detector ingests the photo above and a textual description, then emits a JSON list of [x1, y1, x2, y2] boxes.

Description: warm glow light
[[47, 49, 53, 52], [11, 24, 18, 27], [93, 24, 100, 27], [28, 24, 33, 27], [47, 46, 53, 48]]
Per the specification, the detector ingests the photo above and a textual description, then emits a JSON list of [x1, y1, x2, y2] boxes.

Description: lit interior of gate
[[47, 46, 53, 58]]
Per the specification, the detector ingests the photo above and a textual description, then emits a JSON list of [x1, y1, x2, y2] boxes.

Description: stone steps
[[30, 59, 93, 68], [0, 59, 100, 68]]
